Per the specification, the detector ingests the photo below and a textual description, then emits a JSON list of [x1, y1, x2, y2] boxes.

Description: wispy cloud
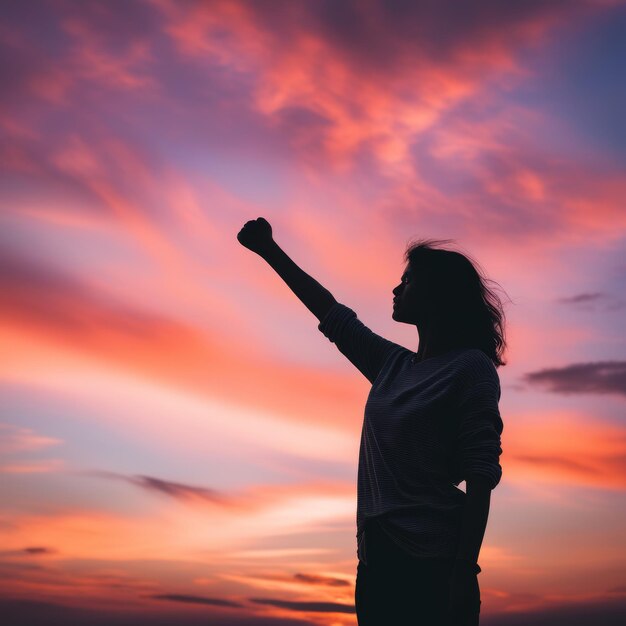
[[0, 244, 366, 437], [0, 459, 65, 474], [557, 292, 606, 304], [86, 469, 355, 522], [150, 593, 243, 608], [556, 292, 625, 311], [0, 598, 317, 626], [90, 471, 234, 507], [292, 572, 349, 587], [155, 0, 600, 174], [22, 546, 55, 555], [0, 423, 62, 454], [512, 455, 603, 475], [249, 596, 355, 614], [0, 546, 56, 558], [503, 409, 626, 489], [523, 361, 626, 397]]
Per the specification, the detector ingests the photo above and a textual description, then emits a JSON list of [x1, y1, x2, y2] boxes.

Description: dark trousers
[[355, 518, 480, 626]]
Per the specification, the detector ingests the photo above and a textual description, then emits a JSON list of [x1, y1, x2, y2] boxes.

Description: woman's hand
[[237, 217, 275, 257], [446, 562, 481, 624]]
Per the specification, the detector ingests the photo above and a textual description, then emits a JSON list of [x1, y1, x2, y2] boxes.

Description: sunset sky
[[1, 1, 626, 624]]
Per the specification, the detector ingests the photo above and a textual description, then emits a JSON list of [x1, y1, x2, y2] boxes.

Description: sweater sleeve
[[455, 351, 504, 490], [318, 301, 405, 385]]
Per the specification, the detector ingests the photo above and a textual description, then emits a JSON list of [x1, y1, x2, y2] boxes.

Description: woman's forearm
[[455, 478, 492, 564], [261, 240, 337, 322]]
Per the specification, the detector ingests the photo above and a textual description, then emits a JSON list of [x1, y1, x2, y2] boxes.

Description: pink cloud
[[0, 423, 62, 454], [152, 0, 606, 175], [0, 459, 65, 474]]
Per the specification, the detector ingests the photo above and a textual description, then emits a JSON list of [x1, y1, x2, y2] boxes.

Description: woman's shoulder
[[452, 348, 499, 379], [450, 349, 501, 407]]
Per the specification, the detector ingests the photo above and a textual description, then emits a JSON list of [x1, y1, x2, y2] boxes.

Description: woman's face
[[392, 264, 428, 325]]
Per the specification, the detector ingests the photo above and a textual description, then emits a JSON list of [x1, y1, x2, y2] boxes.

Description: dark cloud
[[0, 546, 56, 559], [557, 292, 606, 304], [293, 572, 350, 587], [89, 470, 233, 506], [126, 475, 229, 504], [523, 361, 626, 397], [22, 546, 55, 555], [480, 596, 626, 626], [249, 597, 355, 614], [2, 596, 626, 625], [150, 594, 242, 608], [556, 292, 624, 311], [0, 598, 315, 626]]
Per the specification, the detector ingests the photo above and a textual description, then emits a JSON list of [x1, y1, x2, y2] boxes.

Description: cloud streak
[[22, 547, 55, 555], [155, 0, 604, 173], [0, 423, 62, 453], [292, 573, 349, 587], [557, 292, 606, 304], [91, 471, 234, 507], [249, 596, 355, 614], [150, 593, 243, 608], [523, 361, 626, 397], [0, 243, 365, 437], [502, 409, 626, 490]]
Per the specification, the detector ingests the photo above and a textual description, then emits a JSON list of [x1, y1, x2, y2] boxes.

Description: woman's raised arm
[[237, 217, 405, 384], [237, 217, 336, 322]]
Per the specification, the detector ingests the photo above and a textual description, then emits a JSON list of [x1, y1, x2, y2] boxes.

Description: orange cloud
[[502, 409, 626, 490], [0, 246, 367, 437], [0, 474, 357, 620], [153, 0, 601, 176]]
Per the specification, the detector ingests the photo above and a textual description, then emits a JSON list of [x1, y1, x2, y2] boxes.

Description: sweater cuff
[[317, 301, 356, 342]]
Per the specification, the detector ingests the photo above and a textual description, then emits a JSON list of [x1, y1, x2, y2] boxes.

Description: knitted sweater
[[318, 301, 503, 567]]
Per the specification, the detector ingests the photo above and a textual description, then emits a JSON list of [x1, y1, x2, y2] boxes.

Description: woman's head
[[392, 238, 509, 367]]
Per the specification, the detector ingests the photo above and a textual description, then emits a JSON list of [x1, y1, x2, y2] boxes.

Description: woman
[[237, 217, 507, 625]]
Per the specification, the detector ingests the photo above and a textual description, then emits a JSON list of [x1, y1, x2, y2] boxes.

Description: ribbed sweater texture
[[318, 302, 503, 567]]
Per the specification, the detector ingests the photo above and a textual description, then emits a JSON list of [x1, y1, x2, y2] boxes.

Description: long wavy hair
[[404, 238, 509, 367]]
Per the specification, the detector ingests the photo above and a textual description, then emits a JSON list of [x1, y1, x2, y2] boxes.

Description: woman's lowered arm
[[455, 475, 492, 565], [237, 217, 336, 322]]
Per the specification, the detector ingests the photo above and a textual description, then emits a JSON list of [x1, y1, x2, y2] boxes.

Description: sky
[[1, 0, 626, 624]]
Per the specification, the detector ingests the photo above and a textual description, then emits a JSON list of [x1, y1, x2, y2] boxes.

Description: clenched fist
[[237, 217, 274, 256]]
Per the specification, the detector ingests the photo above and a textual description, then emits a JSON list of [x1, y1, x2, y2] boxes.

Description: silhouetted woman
[[237, 217, 507, 626]]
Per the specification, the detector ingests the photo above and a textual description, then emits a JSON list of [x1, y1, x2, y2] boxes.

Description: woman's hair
[[403, 238, 510, 367]]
